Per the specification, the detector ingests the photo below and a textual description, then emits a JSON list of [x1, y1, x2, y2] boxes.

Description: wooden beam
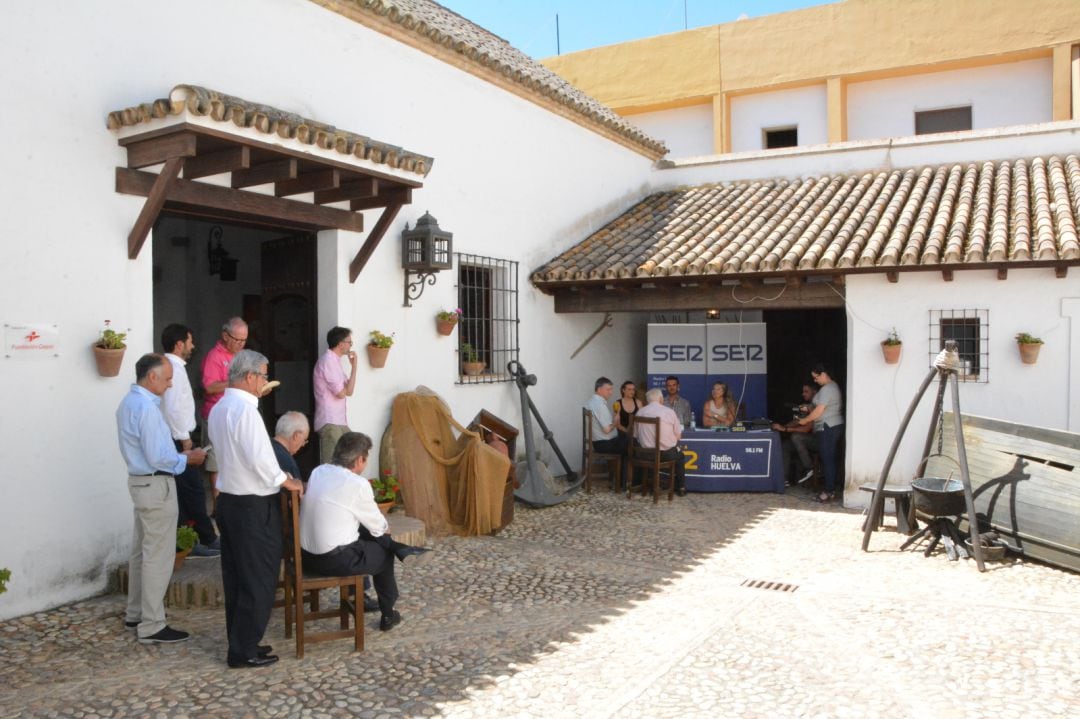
[[183, 146, 250, 180], [275, 169, 339, 197], [352, 187, 411, 211], [232, 158, 297, 188], [997, 268, 1008, 280], [117, 167, 364, 233], [125, 133, 197, 169], [349, 202, 404, 282], [1056, 266, 1068, 278], [550, 282, 845, 313], [314, 178, 378, 205], [886, 271, 899, 283], [942, 270, 954, 282], [126, 157, 185, 259]]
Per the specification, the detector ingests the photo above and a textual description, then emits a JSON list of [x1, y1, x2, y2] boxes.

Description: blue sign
[[681, 430, 784, 493]]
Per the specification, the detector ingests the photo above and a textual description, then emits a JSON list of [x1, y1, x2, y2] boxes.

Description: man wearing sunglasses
[[200, 317, 248, 500]]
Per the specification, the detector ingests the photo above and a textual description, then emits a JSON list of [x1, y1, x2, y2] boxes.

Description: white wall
[[729, 84, 828, 153], [0, 0, 654, 618], [627, 103, 714, 158], [844, 270, 1078, 495], [847, 58, 1053, 141]]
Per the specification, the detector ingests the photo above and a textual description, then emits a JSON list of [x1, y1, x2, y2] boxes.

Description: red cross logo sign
[[24, 331, 41, 343]]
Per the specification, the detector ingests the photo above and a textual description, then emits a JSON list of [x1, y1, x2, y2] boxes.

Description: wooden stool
[[859, 483, 917, 535]]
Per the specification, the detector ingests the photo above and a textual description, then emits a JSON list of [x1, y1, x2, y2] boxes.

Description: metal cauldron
[[911, 477, 966, 517]]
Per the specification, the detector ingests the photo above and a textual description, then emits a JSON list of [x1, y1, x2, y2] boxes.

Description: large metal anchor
[[508, 360, 580, 506]]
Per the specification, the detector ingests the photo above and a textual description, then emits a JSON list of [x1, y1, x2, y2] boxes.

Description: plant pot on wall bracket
[[881, 342, 902, 364], [366, 345, 390, 368], [1018, 342, 1042, 365], [436, 319, 457, 336], [93, 345, 125, 377]]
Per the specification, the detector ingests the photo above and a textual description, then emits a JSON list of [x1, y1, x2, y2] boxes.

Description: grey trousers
[[125, 475, 178, 638]]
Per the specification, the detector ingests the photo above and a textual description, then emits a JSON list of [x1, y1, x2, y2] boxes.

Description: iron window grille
[[456, 253, 519, 384], [928, 309, 989, 383]]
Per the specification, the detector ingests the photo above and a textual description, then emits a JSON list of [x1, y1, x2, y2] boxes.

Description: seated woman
[[701, 381, 737, 428], [612, 380, 641, 435]]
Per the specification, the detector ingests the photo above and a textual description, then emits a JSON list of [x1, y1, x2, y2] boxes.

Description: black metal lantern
[[401, 212, 453, 306]]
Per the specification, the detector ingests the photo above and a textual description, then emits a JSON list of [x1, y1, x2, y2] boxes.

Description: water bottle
[[689, 410, 696, 430]]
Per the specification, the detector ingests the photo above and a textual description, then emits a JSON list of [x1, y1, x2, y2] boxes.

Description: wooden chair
[[626, 415, 677, 503], [582, 408, 623, 493], [280, 488, 365, 659]]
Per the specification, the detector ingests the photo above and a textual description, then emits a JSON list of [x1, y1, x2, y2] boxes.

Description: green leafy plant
[[883, 327, 901, 346], [176, 525, 199, 553], [369, 330, 395, 348], [370, 470, 400, 503], [461, 342, 480, 363], [436, 308, 462, 322], [96, 320, 127, 350], [1015, 332, 1043, 345], [0, 567, 10, 595]]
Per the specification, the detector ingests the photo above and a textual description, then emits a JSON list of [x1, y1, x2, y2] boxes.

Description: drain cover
[[741, 579, 798, 593]]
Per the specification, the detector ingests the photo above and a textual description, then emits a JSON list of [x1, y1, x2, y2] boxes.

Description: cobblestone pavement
[[3, 488, 1079, 718]]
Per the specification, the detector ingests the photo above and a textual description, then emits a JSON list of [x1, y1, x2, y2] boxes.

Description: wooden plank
[[183, 146, 250, 180], [349, 202, 404, 282], [125, 133, 197, 169], [275, 169, 340, 197], [550, 282, 845, 313], [351, 187, 411, 211], [125, 157, 185, 259], [997, 268, 1008, 280], [117, 167, 364, 233], [1056, 266, 1068, 278], [232, 158, 298, 188], [314, 177, 378, 205]]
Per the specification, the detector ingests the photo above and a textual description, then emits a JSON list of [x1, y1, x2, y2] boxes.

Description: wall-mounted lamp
[[207, 225, 238, 281], [705, 309, 721, 320], [402, 212, 453, 307]]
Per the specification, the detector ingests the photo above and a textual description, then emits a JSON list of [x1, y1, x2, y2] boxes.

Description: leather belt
[[135, 470, 173, 477]]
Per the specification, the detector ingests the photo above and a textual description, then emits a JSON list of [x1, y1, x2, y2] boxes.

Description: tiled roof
[[532, 156, 1080, 284], [107, 85, 434, 177], [313, 0, 667, 159]]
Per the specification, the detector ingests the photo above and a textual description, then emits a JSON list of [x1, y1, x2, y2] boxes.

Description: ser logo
[[711, 344, 764, 362], [651, 344, 704, 362]]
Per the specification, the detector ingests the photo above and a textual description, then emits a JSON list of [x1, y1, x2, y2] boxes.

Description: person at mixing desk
[[772, 383, 816, 485]]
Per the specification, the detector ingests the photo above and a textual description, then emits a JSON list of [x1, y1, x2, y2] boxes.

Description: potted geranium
[[1015, 332, 1043, 365], [436, 308, 462, 336], [367, 330, 394, 368], [461, 342, 485, 376], [175, 524, 199, 571], [370, 470, 400, 515], [881, 327, 902, 364], [93, 320, 127, 377]]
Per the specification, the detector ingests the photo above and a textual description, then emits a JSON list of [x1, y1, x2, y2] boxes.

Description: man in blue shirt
[[116, 353, 206, 644]]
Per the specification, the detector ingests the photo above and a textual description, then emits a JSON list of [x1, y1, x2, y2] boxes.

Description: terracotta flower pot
[[436, 318, 457, 336], [1018, 342, 1042, 365], [93, 345, 125, 377], [462, 361, 485, 376], [174, 548, 191, 571], [377, 500, 394, 516], [367, 344, 390, 368], [881, 342, 902, 364]]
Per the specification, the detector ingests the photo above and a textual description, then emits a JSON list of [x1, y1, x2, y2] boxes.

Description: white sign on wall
[[4, 323, 60, 359]]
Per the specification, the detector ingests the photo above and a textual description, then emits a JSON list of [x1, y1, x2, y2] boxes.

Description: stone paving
[[2, 487, 1079, 718]]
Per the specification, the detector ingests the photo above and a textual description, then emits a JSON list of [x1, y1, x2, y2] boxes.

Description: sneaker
[[797, 469, 814, 485], [190, 543, 221, 558], [138, 626, 190, 644], [204, 537, 221, 551]]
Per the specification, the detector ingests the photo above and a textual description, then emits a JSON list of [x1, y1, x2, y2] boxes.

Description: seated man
[[584, 376, 627, 455], [299, 432, 428, 632], [771, 383, 817, 485], [633, 388, 687, 496]]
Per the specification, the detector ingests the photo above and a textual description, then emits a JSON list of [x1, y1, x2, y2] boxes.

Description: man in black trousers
[[208, 350, 304, 668]]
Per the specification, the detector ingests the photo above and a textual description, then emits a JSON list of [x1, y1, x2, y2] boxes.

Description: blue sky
[[439, 0, 835, 58]]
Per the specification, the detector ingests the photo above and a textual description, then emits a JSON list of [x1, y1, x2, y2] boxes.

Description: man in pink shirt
[[634, 388, 687, 496], [313, 326, 358, 463], [201, 317, 248, 497]]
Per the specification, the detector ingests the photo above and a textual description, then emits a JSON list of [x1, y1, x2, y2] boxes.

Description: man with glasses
[[313, 326, 358, 464], [209, 350, 304, 668], [200, 317, 248, 499]]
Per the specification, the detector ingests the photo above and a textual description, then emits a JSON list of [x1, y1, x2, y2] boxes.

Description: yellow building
[[543, 0, 1080, 157]]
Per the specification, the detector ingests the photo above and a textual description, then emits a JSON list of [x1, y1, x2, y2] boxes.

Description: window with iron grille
[[456, 253, 519, 384], [928, 309, 989, 382]]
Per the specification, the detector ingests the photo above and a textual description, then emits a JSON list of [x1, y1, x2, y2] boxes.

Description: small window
[[915, 106, 972, 135], [929, 309, 988, 382], [763, 126, 798, 149], [456, 253, 519, 384]]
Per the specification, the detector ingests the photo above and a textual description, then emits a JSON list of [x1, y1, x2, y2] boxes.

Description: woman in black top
[[613, 380, 641, 434]]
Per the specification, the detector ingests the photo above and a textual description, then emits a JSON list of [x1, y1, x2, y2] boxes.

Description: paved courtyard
[[2, 487, 1079, 718]]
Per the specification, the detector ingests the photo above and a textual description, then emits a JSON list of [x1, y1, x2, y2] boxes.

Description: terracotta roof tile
[[532, 155, 1080, 286]]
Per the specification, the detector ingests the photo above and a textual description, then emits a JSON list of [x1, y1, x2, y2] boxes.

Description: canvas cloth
[[391, 388, 509, 536]]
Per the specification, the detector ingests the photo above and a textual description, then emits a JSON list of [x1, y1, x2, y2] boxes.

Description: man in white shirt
[[160, 323, 219, 557], [300, 432, 429, 632], [209, 350, 304, 669]]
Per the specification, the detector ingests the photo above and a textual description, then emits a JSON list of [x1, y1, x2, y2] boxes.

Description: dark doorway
[[763, 308, 847, 421]]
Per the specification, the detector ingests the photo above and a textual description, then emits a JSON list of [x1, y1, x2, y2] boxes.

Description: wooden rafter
[[314, 178, 378, 205], [232, 158, 298, 188], [184, 146, 250, 180], [125, 133, 197, 169], [275, 169, 339, 197], [349, 202, 405, 283], [352, 188, 410, 211]]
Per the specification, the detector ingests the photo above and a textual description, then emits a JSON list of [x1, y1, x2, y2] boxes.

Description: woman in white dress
[[701, 381, 737, 428]]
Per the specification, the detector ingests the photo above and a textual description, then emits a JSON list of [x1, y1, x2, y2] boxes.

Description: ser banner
[[647, 323, 767, 420]]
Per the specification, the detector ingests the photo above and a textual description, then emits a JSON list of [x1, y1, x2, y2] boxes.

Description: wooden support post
[[349, 202, 404, 282], [126, 156, 184, 259]]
